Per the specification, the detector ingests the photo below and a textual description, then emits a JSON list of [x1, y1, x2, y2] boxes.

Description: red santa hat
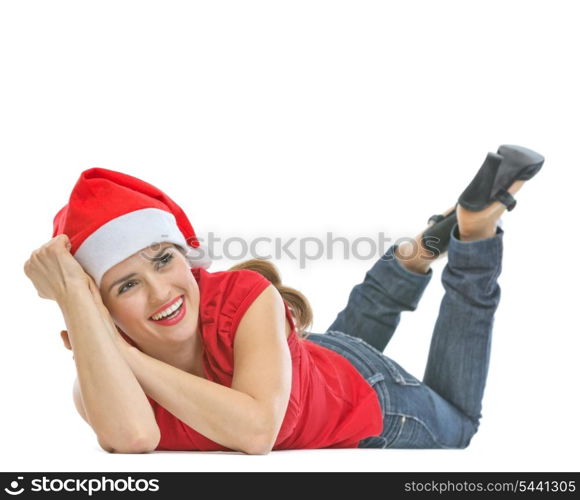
[[52, 167, 212, 288]]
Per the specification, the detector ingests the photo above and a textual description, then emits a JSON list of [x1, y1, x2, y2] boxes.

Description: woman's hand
[[23, 234, 91, 303], [24, 234, 135, 355]]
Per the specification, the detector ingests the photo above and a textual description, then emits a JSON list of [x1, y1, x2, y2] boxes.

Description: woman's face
[[99, 242, 200, 352]]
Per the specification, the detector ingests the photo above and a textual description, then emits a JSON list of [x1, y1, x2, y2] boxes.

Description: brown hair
[[227, 259, 313, 339]]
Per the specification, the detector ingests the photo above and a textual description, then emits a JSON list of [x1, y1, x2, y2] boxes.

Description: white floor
[[4, 412, 577, 472]]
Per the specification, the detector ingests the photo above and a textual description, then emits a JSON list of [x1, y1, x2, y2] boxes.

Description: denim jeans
[[306, 222, 504, 448]]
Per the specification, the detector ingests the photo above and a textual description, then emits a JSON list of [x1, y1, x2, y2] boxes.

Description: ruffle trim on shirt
[[195, 267, 272, 384]]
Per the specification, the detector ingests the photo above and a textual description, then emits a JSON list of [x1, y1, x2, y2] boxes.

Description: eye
[[155, 252, 174, 269], [119, 280, 138, 294], [117, 252, 175, 295]]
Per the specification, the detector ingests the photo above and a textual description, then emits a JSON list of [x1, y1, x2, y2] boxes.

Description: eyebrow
[[107, 245, 174, 293]]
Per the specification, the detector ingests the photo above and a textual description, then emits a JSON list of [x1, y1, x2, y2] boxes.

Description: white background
[[1, 0, 578, 472]]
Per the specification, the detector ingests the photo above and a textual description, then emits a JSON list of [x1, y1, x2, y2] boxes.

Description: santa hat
[[52, 167, 212, 288]]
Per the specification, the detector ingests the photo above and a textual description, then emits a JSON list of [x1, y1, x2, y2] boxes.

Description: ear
[[60, 330, 72, 351]]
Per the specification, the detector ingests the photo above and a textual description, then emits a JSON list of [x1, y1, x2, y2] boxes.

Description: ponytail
[[227, 259, 313, 339]]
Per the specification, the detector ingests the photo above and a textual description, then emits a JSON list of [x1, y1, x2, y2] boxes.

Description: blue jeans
[[306, 222, 504, 448]]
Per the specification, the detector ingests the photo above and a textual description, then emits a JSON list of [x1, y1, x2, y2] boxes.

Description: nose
[[147, 281, 174, 310]]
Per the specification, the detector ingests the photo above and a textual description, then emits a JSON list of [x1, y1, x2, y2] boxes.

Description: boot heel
[[457, 152, 503, 212], [459, 145, 544, 213], [421, 144, 544, 256], [497, 144, 545, 171], [497, 144, 544, 181], [421, 208, 457, 257]]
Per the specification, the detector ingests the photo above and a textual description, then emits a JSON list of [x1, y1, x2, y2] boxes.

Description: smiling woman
[[26, 166, 384, 454], [98, 241, 203, 373], [26, 147, 536, 453]]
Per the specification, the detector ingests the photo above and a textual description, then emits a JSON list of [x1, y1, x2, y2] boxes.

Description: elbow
[[243, 440, 272, 455], [243, 429, 276, 455], [99, 428, 160, 454], [100, 438, 157, 454], [244, 411, 283, 455], [240, 405, 280, 455]]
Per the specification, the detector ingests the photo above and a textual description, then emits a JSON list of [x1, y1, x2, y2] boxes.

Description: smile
[[149, 295, 187, 326]]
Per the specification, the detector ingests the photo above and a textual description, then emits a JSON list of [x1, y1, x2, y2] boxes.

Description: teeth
[[151, 297, 183, 321]]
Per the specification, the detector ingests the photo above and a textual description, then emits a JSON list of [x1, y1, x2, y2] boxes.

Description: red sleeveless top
[[146, 267, 383, 450]]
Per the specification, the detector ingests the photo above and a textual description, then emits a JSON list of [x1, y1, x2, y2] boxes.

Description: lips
[[149, 295, 184, 319], [148, 298, 187, 327]]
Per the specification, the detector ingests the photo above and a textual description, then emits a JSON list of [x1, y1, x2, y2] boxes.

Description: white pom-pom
[[184, 243, 212, 269]]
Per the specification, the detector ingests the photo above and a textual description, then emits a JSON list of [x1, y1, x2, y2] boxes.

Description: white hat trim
[[74, 207, 212, 289]]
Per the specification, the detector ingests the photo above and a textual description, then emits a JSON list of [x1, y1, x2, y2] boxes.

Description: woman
[[23, 145, 544, 453]]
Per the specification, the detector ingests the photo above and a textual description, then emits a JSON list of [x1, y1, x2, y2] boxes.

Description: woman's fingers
[[24, 234, 90, 302]]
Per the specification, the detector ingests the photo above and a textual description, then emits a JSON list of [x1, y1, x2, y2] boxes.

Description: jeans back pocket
[[381, 357, 422, 386]]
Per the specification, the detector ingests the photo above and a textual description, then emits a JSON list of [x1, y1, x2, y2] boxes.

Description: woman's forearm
[[58, 288, 159, 451], [124, 348, 270, 454]]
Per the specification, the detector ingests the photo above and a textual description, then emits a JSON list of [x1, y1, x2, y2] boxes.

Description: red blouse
[[146, 267, 383, 451]]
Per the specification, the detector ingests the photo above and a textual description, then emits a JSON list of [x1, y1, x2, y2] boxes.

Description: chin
[[169, 321, 195, 339], [151, 316, 196, 343]]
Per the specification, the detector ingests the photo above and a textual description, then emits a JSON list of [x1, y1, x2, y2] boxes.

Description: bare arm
[[59, 287, 160, 453], [23, 234, 159, 453]]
